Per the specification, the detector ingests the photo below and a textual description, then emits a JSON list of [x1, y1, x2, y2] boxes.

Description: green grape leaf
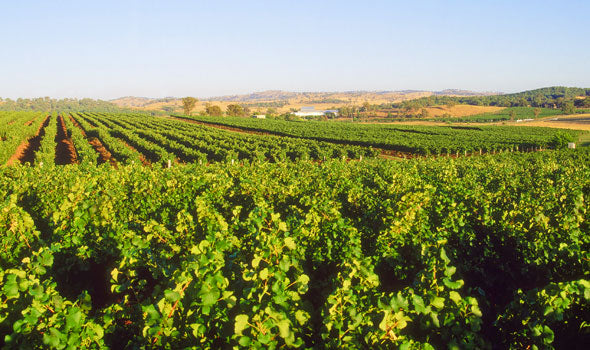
[[235, 314, 249, 335]]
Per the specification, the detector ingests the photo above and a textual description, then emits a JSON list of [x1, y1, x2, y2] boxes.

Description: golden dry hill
[[110, 90, 497, 115]]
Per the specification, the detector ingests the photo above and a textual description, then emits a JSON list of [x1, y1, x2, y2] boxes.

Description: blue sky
[[1, 0, 589, 99]]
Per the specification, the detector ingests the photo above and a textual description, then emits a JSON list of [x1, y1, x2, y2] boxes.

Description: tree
[[419, 108, 430, 118], [561, 100, 575, 115], [181, 97, 198, 116], [226, 104, 246, 117], [205, 104, 223, 117], [533, 108, 541, 118], [266, 108, 278, 117], [509, 109, 517, 121]]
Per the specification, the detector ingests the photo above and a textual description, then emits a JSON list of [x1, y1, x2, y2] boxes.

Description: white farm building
[[294, 107, 339, 117]]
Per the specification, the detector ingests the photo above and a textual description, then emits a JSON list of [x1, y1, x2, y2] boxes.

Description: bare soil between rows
[[121, 140, 151, 166], [69, 115, 117, 166], [55, 115, 78, 165], [5, 115, 50, 166]]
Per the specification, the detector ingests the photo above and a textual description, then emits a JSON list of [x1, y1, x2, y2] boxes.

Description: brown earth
[[120, 140, 150, 166], [69, 115, 87, 136], [5, 115, 51, 166], [55, 115, 78, 165], [69, 115, 117, 166], [512, 114, 590, 131], [24, 119, 36, 126], [89, 138, 117, 166]]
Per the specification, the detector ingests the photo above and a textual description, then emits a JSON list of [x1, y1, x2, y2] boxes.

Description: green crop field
[[0, 111, 589, 349], [433, 107, 562, 123], [183, 115, 580, 155]]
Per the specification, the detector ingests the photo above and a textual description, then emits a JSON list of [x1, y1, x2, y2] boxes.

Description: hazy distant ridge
[[111, 89, 499, 106]]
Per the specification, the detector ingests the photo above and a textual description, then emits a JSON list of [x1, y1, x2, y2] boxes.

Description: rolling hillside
[[110, 89, 500, 114]]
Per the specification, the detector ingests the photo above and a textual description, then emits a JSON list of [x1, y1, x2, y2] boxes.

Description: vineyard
[[0, 111, 589, 349], [184, 115, 580, 155]]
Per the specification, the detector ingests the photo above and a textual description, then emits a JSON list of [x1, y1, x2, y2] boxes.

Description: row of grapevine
[[62, 115, 98, 166], [185, 115, 582, 155], [0, 148, 587, 348], [71, 113, 142, 165], [73, 113, 380, 165], [0, 112, 47, 165], [33, 114, 58, 166]]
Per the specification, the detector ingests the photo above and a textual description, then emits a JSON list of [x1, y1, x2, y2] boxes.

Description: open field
[[518, 114, 590, 131]]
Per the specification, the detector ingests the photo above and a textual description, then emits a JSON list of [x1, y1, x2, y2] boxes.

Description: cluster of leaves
[[0, 148, 588, 348]]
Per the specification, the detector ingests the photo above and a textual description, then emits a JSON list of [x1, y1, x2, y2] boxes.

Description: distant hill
[[401, 86, 590, 109], [433, 89, 500, 96], [110, 96, 178, 108], [201, 89, 497, 102], [110, 89, 498, 112]]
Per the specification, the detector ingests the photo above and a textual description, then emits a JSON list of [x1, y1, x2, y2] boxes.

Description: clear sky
[[1, 0, 589, 99]]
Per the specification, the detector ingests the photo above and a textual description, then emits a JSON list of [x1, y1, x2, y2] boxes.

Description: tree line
[[0, 97, 137, 113], [395, 86, 590, 110]]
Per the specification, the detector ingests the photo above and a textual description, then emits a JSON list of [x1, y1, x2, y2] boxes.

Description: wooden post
[[359, 155, 362, 161], [231, 159, 234, 165], [39, 162, 43, 168], [167, 159, 171, 168]]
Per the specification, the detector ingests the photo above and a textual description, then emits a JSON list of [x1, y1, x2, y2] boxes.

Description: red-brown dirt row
[[24, 119, 36, 126], [69, 115, 117, 166], [55, 115, 78, 165], [5, 115, 51, 166], [120, 139, 151, 166]]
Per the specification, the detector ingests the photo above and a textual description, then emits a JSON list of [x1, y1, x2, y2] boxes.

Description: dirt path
[[69, 115, 117, 166], [24, 119, 36, 126], [55, 115, 78, 165], [5, 116, 51, 166]]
